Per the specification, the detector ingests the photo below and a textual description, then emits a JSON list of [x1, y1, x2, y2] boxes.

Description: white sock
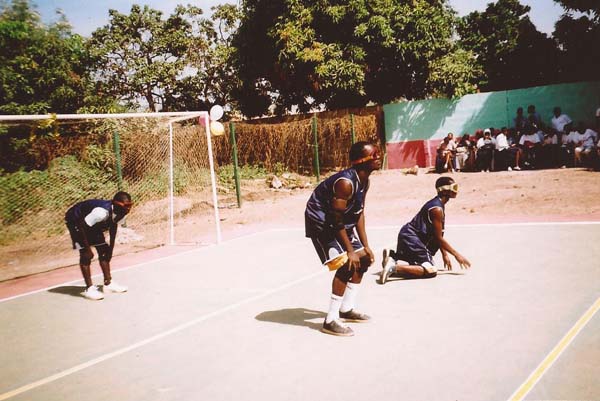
[[340, 282, 360, 313], [325, 294, 343, 323]]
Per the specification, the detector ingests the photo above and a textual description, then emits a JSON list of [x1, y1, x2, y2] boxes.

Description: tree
[[553, 0, 600, 82], [0, 0, 87, 115], [87, 4, 238, 112], [233, 0, 461, 117], [458, 0, 560, 91]]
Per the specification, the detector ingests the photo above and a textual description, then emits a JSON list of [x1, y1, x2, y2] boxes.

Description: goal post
[[0, 111, 222, 278]]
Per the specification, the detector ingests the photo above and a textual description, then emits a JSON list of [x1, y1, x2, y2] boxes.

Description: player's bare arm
[[332, 178, 360, 270], [430, 207, 471, 269], [355, 210, 374, 264]]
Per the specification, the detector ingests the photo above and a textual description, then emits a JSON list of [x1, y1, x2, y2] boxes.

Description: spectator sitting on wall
[[436, 136, 454, 173], [495, 127, 520, 171], [575, 124, 598, 167], [476, 128, 496, 172], [519, 125, 541, 169], [551, 107, 572, 143], [538, 128, 559, 169], [559, 123, 581, 168], [455, 133, 474, 172]]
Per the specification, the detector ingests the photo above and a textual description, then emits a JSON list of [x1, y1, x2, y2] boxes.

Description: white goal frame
[[0, 111, 222, 245]]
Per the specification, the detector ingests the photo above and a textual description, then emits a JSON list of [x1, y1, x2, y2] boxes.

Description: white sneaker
[[380, 249, 395, 285], [507, 166, 512, 171], [82, 285, 104, 300], [514, 166, 521, 171], [104, 281, 128, 293]]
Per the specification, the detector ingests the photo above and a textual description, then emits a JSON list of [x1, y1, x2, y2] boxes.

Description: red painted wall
[[386, 139, 443, 169]]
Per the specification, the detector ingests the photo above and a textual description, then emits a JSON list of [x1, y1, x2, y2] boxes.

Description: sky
[[32, 0, 566, 37]]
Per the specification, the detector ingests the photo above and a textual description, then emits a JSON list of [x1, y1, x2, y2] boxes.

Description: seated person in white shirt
[[538, 128, 559, 168], [518, 126, 542, 168], [476, 129, 496, 172], [575, 125, 598, 167], [494, 127, 521, 171]]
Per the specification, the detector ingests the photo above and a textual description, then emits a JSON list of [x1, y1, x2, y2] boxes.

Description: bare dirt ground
[[214, 167, 600, 236], [1, 167, 599, 283]]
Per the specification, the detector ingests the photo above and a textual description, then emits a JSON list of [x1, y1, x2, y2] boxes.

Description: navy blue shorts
[[395, 231, 436, 268], [309, 228, 364, 266], [66, 221, 107, 250]]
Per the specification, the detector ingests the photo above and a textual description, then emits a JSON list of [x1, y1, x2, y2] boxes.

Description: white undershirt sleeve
[[84, 207, 110, 227]]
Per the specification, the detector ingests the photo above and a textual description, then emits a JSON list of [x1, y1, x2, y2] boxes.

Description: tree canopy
[[457, 0, 560, 92], [232, 0, 464, 117], [0, 0, 87, 114], [0, 0, 597, 119], [86, 4, 239, 112]]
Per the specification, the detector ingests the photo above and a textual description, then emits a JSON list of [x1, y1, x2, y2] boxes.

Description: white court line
[[0, 269, 325, 401], [0, 246, 209, 303], [507, 296, 600, 401], [2, 221, 599, 303]]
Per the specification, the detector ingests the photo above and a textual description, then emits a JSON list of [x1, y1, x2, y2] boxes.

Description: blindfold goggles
[[436, 183, 459, 194]]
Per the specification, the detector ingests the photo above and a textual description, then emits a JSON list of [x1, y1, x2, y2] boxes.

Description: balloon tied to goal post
[[209, 105, 225, 137]]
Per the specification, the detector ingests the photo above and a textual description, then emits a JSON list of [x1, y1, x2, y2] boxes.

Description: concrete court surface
[[0, 223, 599, 401]]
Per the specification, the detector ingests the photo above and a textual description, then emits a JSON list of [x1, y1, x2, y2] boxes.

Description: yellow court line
[[508, 296, 600, 401]]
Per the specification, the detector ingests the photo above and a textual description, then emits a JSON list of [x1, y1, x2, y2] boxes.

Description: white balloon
[[209, 121, 225, 137], [209, 105, 224, 121]]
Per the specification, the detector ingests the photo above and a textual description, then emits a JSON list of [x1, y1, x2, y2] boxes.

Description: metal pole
[[205, 115, 222, 244], [112, 130, 124, 191], [350, 113, 356, 144], [112, 130, 127, 227], [168, 123, 175, 245], [312, 114, 320, 182], [230, 122, 242, 208]]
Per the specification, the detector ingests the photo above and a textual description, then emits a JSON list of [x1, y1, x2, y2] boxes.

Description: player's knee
[[79, 252, 93, 266], [97, 245, 111, 262], [357, 256, 371, 274], [335, 265, 353, 281]]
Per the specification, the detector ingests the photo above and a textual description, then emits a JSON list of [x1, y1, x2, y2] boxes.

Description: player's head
[[112, 191, 133, 216], [349, 141, 382, 171], [436, 176, 458, 198], [553, 106, 561, 117]]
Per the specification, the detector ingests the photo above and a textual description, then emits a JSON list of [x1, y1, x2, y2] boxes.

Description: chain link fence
[[0, 107, 383, 280]]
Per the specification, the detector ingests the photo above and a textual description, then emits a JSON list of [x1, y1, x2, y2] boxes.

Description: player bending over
[[305, 141, 382, 336], [380, 176, 471, 284], [65, 191, 133, 300]]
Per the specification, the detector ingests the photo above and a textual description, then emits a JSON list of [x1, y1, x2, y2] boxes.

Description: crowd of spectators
[[435, 105, 600, 173]]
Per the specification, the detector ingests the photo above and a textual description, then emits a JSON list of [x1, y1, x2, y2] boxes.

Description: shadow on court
[[48, 285, 85, 298], [255, 308, 326, 331]]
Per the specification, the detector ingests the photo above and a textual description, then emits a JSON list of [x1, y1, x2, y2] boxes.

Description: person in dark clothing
[[380, 177, 470, 284], [305, 141, 381, 336], [65, 191, 133, 300]]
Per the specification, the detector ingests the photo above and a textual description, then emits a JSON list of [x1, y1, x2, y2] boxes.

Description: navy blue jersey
[[65, 199, 120, 232], [305, 168, 369, 237], [399, 196, 445, 254]]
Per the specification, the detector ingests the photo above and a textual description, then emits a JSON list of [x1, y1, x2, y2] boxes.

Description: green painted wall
[[384, 81, 600, 143]]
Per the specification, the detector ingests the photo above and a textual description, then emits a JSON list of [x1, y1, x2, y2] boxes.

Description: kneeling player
[[380, 176, 471, 284]]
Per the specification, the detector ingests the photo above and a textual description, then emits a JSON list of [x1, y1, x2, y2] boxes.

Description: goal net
[[0, 112, 222, 280]]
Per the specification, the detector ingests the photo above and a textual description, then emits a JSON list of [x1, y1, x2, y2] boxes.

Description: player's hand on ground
[[456, 254, 471, 269], [442, 253, 453, 270], [364, 246, 375, 264]]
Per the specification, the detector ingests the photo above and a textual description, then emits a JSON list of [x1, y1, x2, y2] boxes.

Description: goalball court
[[0, 222, 598, 401]]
